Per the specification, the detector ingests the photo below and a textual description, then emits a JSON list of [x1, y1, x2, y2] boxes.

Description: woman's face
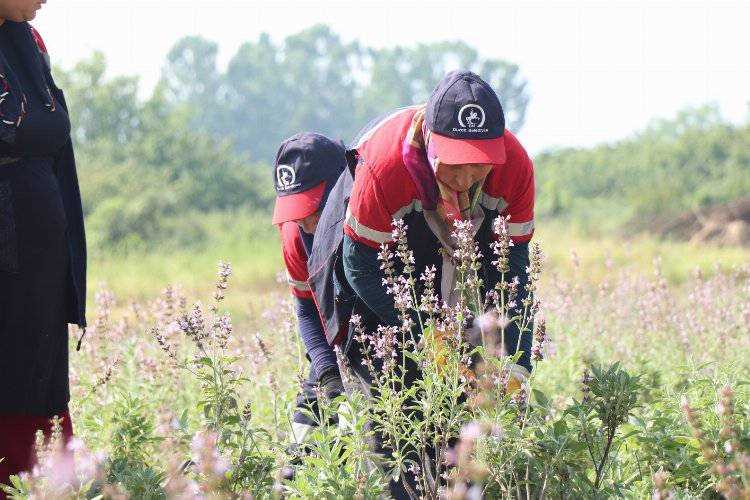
[[0, 0, 45, 22], [435, 162, 493, 192]]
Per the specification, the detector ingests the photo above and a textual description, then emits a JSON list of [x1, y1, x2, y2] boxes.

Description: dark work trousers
[[343, 332, 427, 500], [293, 365, 323, 427]]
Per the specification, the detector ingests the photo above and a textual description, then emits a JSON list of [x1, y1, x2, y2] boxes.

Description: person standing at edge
[[0, 0, 88, 489], [271, 133, 347, 477], [341, 70, 535, 497]]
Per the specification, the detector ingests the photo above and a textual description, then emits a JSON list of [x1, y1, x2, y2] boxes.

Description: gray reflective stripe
[[480, 192, 508, 212], [286, 272, 311, 291], [392, 199, 423, 220], [508, 220, 535, 236], [345, 208, 392, 244], [353, 105, 423, 149]]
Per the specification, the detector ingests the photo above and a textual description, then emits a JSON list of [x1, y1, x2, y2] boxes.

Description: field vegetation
[[5, 217, 748, 499]]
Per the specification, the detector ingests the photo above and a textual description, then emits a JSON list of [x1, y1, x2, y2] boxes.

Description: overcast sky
[[33, 0, 749, 154]]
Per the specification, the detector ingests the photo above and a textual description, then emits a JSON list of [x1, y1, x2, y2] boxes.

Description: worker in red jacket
[[340, 70, 535, 497], [271, 132, 347, 476]]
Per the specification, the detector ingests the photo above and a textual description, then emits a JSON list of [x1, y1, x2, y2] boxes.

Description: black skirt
[[0, 158, 70, 415]]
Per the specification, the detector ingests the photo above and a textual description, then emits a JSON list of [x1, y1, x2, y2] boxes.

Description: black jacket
[[38, 25, 87, 328], [0, 23, 86, 329], [51, 94, 87, 329], [307, 156, 357, 345]]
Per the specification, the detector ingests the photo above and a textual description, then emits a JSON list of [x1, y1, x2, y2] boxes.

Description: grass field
[[5, 219, 749, 498], [88, 218, 750, 303]]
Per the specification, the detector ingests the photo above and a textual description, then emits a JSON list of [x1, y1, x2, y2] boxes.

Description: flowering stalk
[[516, 241, 543, 357], [491, 216, 514, 357], [451, 219, 484, 317]]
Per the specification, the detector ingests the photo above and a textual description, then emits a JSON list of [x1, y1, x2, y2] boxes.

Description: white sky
[[33, 0, 750, 154]]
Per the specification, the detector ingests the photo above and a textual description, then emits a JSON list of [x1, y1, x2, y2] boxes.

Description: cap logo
[[276, 164, 298, 191], [457, 104, 486, 129]]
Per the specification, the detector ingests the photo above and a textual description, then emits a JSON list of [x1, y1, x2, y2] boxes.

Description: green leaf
[[533, 388, 550, 408], [553, 419, 568, 436], [196, 356, 213, 367]]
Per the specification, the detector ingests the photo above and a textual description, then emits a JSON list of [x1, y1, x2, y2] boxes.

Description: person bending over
[[270, 133, 347, 477], [342, 70, 536, 498]]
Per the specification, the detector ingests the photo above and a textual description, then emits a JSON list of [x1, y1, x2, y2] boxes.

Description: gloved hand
[[506, 363, 530, 395], [463, 311, 502, 348], [463, 314, 531, 396], [317, 367, 344, 400]]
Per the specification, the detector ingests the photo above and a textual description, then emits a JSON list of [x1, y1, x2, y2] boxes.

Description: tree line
[[535, 104, 750, 235], [159, 24, 529, 162]]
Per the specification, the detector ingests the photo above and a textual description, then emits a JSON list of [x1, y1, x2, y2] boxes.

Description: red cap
[[429, 133, 506, 166], [272, 181, 326, 225]]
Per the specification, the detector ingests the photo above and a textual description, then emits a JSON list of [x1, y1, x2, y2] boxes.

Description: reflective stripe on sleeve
[[345, 208, 393, 244], [287, 272, 311, 292], [480, 192, 508, 212], [508, 220, 535, 236], [392, 199, 423, 220]]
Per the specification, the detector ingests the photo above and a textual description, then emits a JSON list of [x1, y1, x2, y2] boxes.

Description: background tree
[[158, 25, 530, 162], [161, 35, 221, 106], [55, 52, 141, 151], [357, 41, 528, 134]]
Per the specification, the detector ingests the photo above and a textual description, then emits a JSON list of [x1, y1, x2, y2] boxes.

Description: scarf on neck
[[401, 106, 473, 224], [0, 21, 56, 145]]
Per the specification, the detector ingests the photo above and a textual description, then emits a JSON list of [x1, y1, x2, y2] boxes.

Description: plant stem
[[594, 426, 616, 490]]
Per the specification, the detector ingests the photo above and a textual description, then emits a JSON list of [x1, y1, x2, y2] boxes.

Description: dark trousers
[[293, 366, 323, 427], [344, 335, 424, 500]]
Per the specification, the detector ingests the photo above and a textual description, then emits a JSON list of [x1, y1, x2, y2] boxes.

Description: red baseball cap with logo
[[425, 70, 507, 166], [272, 133, 347, 225]]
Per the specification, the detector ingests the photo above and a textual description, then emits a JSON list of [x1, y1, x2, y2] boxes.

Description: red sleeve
[[503, 146, 535, 244], [484, 131, 535, 244], [345, 166, 399, 248], [279, 222, 312, 299], [345, 109, 422, 249]]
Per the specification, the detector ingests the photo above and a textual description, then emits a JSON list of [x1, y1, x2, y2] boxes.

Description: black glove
[[317, 367, 344, 400]]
